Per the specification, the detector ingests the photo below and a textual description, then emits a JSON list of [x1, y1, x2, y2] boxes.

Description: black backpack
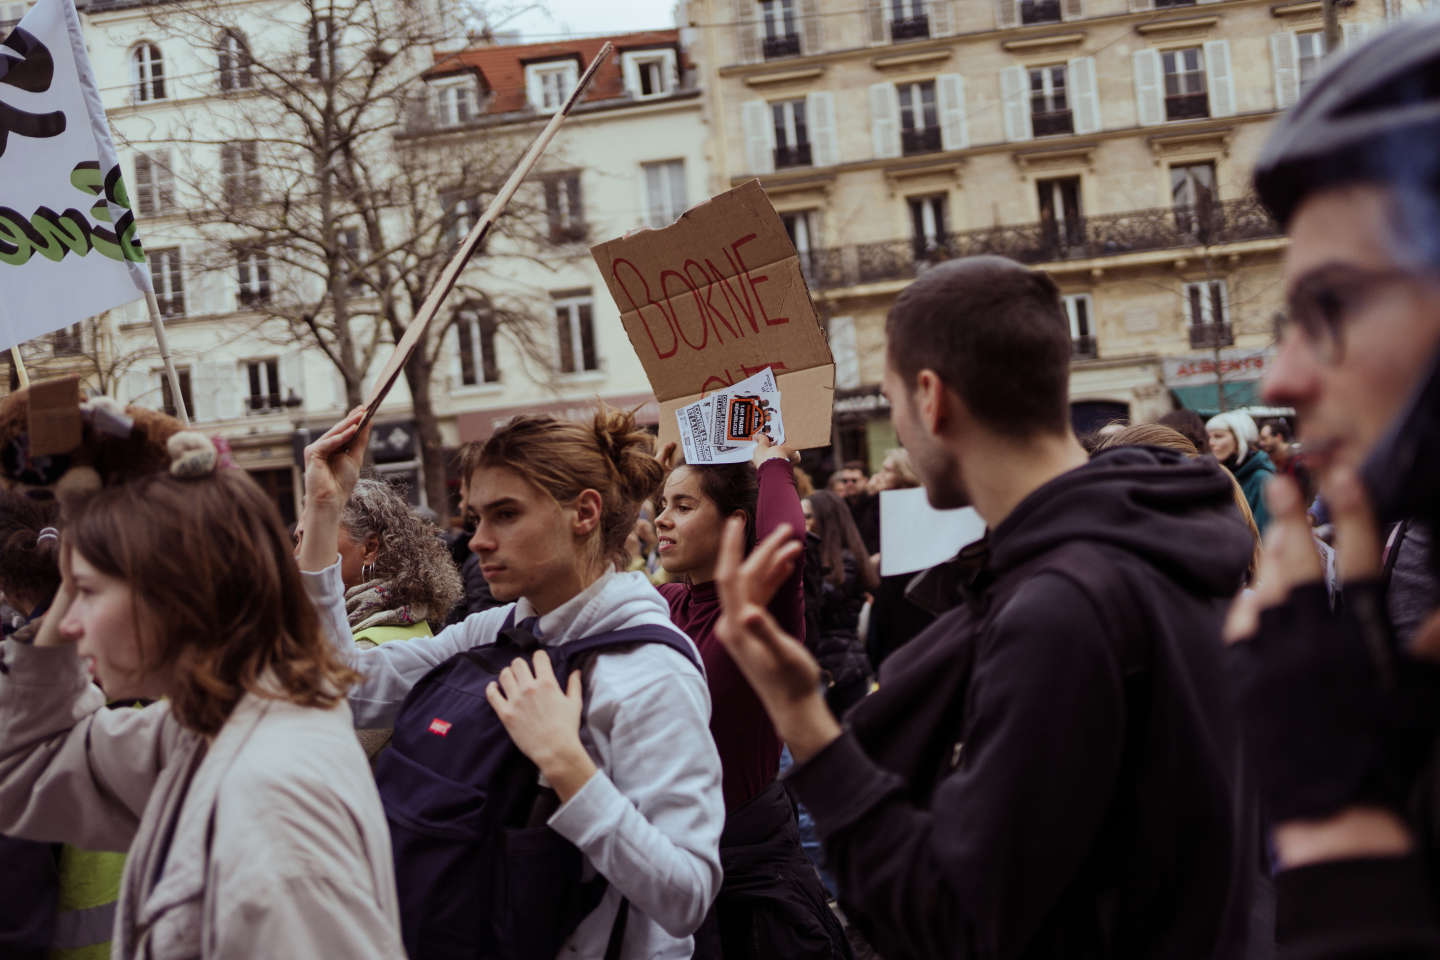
[[375, 612, 703, 960]]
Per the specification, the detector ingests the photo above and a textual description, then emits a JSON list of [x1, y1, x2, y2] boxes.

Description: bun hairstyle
[[463, 405, 665, 566], [0, 489, 61, 610]]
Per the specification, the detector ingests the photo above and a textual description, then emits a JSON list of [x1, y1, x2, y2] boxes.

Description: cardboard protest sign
[[591, 179, 835, 450]]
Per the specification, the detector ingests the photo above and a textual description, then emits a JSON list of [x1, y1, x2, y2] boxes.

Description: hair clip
[[35, 527, 58, 544]]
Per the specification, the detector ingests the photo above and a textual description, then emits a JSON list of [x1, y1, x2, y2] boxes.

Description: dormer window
[[525, 60, 578, 111], [621, 49, 677, 99], [433, 75, 481, 126]]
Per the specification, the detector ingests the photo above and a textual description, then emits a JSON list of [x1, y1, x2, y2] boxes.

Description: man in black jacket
[[713, 255, 1260, 959]]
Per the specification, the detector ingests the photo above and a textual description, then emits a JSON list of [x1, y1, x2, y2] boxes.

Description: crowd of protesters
[[2, 15, 1440, 960]]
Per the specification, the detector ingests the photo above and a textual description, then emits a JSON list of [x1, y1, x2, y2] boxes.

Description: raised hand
[[486, 649, 597, 801], [751, 433, 797, 468], [303, 407, 371, 513], [715, 517, 840, 761]]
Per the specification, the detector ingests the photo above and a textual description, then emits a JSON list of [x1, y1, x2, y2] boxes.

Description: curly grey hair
[[340, 478, 463, 620]]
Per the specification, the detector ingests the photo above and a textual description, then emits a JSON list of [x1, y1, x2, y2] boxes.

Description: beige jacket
[[0, 642, 405, 959]]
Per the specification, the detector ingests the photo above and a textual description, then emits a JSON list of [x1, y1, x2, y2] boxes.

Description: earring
[[362, 562, 375, 581]]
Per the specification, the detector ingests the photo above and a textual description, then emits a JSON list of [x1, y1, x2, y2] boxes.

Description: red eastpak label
[[428, 718, 452, 736]]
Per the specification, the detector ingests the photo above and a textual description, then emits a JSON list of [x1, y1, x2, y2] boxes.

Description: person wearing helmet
[[1229, 15, 1440, 958]]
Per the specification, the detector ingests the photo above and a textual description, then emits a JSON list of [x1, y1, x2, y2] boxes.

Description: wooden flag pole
[[9, 347, 29, 390], [144, 289, 191, 426], [356, 41, 616, 431]]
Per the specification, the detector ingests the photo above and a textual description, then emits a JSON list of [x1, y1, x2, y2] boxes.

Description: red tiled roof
[[430, 30, 683, 115]]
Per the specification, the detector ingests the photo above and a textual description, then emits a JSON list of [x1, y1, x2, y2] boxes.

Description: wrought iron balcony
[[1021, 0, 1062, 24], [1155, 0, 1197, 6], [1072, 335, 1097, 359], [1165, 92, 1210, 121], [762, 33, 802, 59], [774, 142, 813, 169], [800, 197, 1280, 291], [1189, 322, 1234, 349], [901, 126, 943, 156], [891, 14, 931, 40], [1031, 109, 1074, 137]]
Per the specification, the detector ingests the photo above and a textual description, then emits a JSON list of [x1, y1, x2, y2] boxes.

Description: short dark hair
[[886, 256, 1071, 436], [1261, 418, 1293, 442], [841, 460, 867, 475], [1156, 409, 1209, 455]]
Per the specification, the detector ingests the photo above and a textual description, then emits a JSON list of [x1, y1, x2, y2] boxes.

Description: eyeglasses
[[1273, 265, 1423, 366]]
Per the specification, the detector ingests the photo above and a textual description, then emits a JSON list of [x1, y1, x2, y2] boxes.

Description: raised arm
[[0, 599, 178, 852], [753, 449, 806, 643]]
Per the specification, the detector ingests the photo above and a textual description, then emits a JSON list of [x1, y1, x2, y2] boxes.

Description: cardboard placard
[[590, 180, 835, 450], [27, 377, 83, 457]]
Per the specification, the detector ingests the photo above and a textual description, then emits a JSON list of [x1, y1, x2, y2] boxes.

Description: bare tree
[[124, 0, 576, 507]]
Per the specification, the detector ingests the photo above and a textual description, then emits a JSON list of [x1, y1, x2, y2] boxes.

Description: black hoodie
[[786, 446, 1263, 960]]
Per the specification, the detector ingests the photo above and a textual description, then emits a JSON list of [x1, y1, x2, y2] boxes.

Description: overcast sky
[[498, 0, 679, 40]]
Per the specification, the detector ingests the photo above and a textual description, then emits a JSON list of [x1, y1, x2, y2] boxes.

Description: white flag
[[0, 0, 149, 351]]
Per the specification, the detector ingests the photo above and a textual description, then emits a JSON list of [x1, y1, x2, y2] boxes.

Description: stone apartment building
[[3, 0, 707, 520], [683, 0, 1430, 463]]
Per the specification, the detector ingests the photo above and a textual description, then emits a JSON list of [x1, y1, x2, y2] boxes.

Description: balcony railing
[[1165, 91, 1210, 121], [1072, 335, 1097, 359], [1155, 0, 1197, 6], [1020, 0, 1062, 24], [1189, 322, 1234, 349], [775, 142, 813, 169], [901, 126, 942, 156], [891, 14, 931, 40], [762, 33, 802, 59], [798, 197, 1279, 291], [1031, 109, 1074, 137]]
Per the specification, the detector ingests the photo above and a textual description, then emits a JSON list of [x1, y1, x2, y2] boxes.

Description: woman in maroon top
[[654, 439, 849, 960]]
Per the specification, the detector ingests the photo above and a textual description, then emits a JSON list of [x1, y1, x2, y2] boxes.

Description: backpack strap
[[557, 624, 704, 676]]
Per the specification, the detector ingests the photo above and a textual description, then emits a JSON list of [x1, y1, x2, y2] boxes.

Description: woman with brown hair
[[298, 406, 724, 960], [0, 463, 405, 959]]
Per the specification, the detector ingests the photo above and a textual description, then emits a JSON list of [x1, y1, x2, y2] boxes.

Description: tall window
[[133, 151, 174, 215], [781, 209, 819, 279], [772, 99, 810, 168], [623, 51, 675, 97], [131, 43, 165, 102], [890, 0, 930, 41], [760, 0, 800, 58], [149, 249, 185, 318], [434, 77, 479, 126], [308, 18, 335, 81], [554, 295, 598, 374], [642, 160, 687, 228], [1185, 279, 1231, 346], [898, 81, 939, 155], [1063, 293, 1096, 357], [339, 226, 366, 292], [1161, 47, 1209, 121], [441, 192, 480, 248], [543, 171, 585, 243], [217, 29, 252, 91], [1297, 31, 1326, 94], [908, 194, 947, 258], [221, 141, 260, 205], [236, 246, 271, 307], [158, 367, 194, 419], [1171, 161, 1217, 233], [1029, 65, 1072, 136], [456, 303, 500, 386], [51, 323, 82, 356], [1037, 176, 1083, 249], [245, 358, 282, 412], [1020, 0, 1061, 24], [532, 64, 574, 110]]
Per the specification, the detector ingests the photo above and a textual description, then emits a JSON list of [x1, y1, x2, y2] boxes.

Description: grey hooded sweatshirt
[[302, 561, 725, 960]]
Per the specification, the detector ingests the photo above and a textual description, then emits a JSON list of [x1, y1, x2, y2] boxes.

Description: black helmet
[[1253, 18, 1440, 231]]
